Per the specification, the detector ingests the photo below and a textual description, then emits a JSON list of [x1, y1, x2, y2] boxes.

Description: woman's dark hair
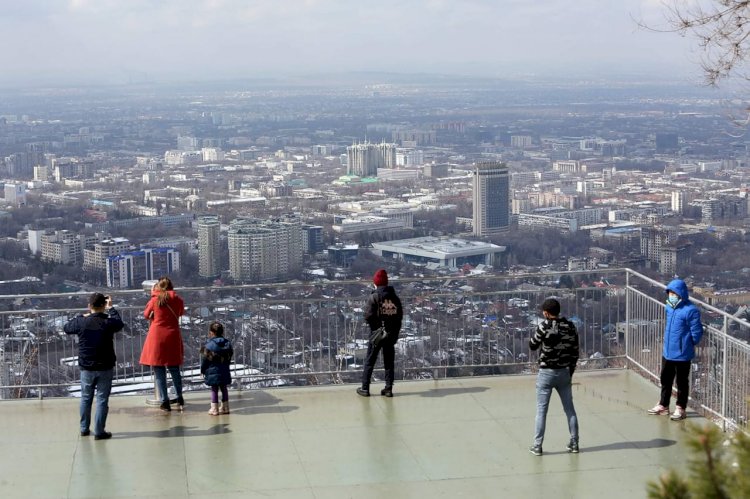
[[209, 322, 224, 337]]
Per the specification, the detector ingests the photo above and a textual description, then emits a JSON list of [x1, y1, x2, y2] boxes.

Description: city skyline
[[0, 0, 703, 87]]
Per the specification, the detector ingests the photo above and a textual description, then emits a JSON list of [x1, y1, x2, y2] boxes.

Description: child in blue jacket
[[200, 322, 233, 415]]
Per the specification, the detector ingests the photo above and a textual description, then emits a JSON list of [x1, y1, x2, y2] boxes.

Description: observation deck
[[0, 370, 701, 498]]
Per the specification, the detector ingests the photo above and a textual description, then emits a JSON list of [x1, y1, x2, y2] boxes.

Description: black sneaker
[[80, 429, 90, 437], [529, 445, 543, 456], [381, 387, 393, 397], [356, 387, 370, 397], [159, 401, 171, 412], [94, 431, 112, 440], [566, 441, 579, 453]]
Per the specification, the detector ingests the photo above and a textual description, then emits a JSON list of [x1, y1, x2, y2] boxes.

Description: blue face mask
[[667, 295, 680, 306]]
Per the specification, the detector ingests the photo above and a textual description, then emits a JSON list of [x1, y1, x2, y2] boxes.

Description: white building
[[4, 183, 26, 207], [371, 236, 505, 268], [107, 247, 180, 288], [202, 148, 224, 162], [83, 237, 132, 272]]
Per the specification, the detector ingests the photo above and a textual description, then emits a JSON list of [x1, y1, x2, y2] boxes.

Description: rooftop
[[1, 370, 700, 498]]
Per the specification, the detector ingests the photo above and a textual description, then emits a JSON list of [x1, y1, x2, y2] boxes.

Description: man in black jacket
[[64, 293, 124, 440], [357, 269, 403, 398]]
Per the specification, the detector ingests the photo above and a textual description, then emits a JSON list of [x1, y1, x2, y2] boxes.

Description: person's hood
[[666, 279, 689, 302], [206, 336, 231, 352], [374, 285, 397, 298]]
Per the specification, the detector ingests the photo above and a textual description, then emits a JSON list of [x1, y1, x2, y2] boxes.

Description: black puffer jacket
[[200, 336, 234, 386], [364, 285, 403, 342], [64, 309, 124, 371]]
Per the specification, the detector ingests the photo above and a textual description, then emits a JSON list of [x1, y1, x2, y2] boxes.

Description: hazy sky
[[0, 0, 702, 85]]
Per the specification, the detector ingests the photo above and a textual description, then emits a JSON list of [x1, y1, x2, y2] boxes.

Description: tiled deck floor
[[0, 370, 704, 498]]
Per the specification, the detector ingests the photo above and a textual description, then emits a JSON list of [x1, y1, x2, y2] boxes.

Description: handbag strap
[[165, 303, 179, 321]]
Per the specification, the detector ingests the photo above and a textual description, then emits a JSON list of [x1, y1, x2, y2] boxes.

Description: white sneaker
[[670, 407, 686, 421], [647, 404, 669, 415]]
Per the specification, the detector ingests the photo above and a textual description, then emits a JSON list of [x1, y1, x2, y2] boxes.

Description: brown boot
[[208, 403, 219, 416], [220, 401, 230, 414]]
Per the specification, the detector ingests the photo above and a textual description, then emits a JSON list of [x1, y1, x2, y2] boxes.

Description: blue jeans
[[534, 368, 578, 447], [80, 369, 113, 436], [153, 366, 183, 404]]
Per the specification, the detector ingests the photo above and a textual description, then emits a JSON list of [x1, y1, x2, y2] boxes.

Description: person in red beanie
[[357, 269, 403, 397]]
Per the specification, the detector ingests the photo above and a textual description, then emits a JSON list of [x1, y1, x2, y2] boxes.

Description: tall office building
[[228, 216, 302, 282], [472, 162, 510, 237], [346, 142, 397, 177], [198, 216, 221, 278]]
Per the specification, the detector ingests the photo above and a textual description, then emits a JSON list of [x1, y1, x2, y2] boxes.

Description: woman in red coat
[[140, 277, 185, 411]]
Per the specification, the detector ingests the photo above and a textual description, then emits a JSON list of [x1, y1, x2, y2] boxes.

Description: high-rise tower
[[472, 162, 510, 237], [346, 142, 397, 177], [198, 216, 221, 278]]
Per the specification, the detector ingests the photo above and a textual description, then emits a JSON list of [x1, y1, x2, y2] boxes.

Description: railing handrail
[[624, 268, 750, 329], [0, 267, 630, 301]]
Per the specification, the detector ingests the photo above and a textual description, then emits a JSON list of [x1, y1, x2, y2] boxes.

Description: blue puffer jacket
[[663, 279, 703, 361], [200, 336, 233, 386]]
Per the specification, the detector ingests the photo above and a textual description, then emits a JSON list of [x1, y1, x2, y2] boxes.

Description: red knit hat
[[373, 269, 388, 286]]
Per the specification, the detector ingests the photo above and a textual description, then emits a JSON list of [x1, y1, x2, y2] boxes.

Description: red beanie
[[373, 269, 388, 286]]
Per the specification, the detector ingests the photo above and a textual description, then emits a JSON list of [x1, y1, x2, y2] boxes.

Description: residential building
[[641, 226, 677, 269], [346, 142, 397, 177], [228, 216, 303, 282], [4, 183, 26, 207], [198, 216, 221, 278], [83, 237, 132, 272], [107, 247, 180, 288]]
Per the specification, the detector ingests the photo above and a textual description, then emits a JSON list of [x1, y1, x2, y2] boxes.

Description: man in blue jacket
[[647, 279, 703, 421], [64, 293, 124, 440]]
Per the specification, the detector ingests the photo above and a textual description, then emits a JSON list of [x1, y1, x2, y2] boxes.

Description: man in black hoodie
[[357, 269, 403, 398], [64, 293, 124, 440]]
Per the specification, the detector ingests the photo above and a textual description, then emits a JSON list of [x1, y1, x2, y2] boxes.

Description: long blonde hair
[[154, 277, 174, 307]]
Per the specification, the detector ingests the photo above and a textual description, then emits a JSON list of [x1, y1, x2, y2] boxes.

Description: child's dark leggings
[[211, 385, 228, 403]]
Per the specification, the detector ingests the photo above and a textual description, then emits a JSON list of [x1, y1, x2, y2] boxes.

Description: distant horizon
[[0, 68, 727, 92], [0, 1, 713, 90]]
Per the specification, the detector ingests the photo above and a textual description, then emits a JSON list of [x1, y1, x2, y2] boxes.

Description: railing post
[[721, 315, 728, 431], [625, 270, 630, 366]]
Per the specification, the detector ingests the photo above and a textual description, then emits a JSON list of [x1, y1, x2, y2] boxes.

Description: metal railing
[[624, 270, 750, 431], [1, 268, 748, 430]]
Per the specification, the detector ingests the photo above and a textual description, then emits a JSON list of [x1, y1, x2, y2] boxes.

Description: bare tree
[[644, 1, 750, 86]]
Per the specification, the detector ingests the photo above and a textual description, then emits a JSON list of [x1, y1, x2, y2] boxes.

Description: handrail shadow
[[578, 438, 677, 454], [396, 386, 490, 398], [116, 424, 231, 439]]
